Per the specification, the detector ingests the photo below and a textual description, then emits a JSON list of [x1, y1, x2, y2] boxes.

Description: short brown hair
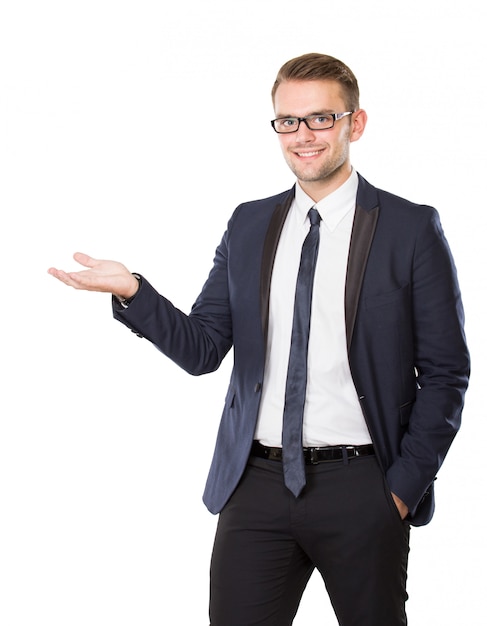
[[271, 53, 360, 111]]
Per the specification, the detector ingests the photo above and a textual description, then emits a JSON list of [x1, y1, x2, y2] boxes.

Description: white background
[[1, 0, 485, 624]]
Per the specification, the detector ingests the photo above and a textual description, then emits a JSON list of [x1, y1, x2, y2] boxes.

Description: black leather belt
[[251, 441, 375, 465]]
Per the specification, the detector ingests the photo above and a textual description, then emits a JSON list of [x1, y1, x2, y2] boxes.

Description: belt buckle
[[308, 447, 320, 465]]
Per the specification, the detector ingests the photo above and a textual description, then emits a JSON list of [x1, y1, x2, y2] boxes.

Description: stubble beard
[[286, 143, 350, 186]]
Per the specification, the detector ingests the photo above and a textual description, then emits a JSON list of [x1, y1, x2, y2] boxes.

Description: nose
[[294, 119, 315, 141]]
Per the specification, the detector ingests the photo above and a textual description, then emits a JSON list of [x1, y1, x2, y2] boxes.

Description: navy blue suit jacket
[[114, 173, 469, 526]]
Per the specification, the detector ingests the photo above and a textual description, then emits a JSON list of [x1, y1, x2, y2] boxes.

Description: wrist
[[115, 274, 141, 308], [391, 492, 409, 520]]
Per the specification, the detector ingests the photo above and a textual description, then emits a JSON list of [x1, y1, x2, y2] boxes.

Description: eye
[[281, 118, 298, 127], [312, 114, 332, 125]]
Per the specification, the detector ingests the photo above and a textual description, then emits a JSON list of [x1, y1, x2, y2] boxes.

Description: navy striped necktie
[[282, 207, 321, 497]]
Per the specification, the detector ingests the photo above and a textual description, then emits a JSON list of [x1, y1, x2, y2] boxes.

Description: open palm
[[48, 252, 139, 299]]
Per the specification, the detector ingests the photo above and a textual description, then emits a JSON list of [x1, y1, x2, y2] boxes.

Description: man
[[48, 53, 470, 625]]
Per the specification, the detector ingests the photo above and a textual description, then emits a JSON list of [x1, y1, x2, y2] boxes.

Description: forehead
[[273, 79, 346, 116]]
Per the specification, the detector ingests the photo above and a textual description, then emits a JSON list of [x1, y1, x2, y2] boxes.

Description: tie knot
[[308, 207, 321, 227]]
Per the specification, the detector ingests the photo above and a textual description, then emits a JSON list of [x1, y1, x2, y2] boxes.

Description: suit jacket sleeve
[[112, 225, 234, 376], [379, 206, 469, 518]]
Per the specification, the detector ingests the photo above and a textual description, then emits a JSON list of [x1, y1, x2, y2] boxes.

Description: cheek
[[278, 139, 295, 161], [278, 136, 291, 151], [330, 129, 350, 154]]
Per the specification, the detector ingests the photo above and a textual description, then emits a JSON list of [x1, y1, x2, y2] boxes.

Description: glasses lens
[[273, 118, 299, 133], [306, 114, 334, 130]]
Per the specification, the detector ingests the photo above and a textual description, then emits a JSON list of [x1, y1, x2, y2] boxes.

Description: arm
[[113, 227, 234, 375], [49, 233, 234, 376], [386, 209, 470, 519]]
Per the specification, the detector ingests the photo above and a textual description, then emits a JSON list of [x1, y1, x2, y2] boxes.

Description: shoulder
[[356, 175, 450, 262], [234, 187, 294, 215], [358, 173, 437, 218], [357, 173, 442, 235], [226, 187, 294, 235]]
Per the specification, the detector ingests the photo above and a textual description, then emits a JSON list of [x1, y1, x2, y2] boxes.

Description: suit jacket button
[[254, 383, 262, 393]]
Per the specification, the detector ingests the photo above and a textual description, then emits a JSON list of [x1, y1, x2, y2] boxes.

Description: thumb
[[73, 252, 97, 268]]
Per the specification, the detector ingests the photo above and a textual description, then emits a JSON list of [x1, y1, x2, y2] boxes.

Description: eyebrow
[[275, 110, 335, 118]]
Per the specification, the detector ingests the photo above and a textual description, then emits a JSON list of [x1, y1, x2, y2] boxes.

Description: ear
[[350, 109, 367, 143]]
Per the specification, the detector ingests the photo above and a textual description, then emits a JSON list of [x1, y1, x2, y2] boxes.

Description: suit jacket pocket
[[364, 284, 410, 310], [224, 388, 236, 410]]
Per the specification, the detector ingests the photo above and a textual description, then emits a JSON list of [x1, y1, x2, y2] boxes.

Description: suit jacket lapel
[[345, 178, 379, 350], [259, 176, 379, 352], [260, 188, 295, 340]]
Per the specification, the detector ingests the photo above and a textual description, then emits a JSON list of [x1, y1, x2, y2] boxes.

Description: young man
[[49, 53, 470, 625]]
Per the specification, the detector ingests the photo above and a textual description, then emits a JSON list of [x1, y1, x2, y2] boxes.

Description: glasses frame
[[270, 111, 353, 134]]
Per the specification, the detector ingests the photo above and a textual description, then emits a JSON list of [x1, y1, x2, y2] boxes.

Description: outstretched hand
[[48, 252, 140, 299]]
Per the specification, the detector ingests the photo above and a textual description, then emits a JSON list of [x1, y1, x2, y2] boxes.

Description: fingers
[[47, 267, 85, 289], [47, 252, 94, 282], [73, 252, 97, 268], [47, 252, 98, 288]]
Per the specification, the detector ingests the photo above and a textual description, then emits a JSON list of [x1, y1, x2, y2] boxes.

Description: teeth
[[297, 150, 322, 157]]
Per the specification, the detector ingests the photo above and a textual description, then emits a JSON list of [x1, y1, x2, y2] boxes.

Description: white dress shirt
[[254, 169, 372, 447]]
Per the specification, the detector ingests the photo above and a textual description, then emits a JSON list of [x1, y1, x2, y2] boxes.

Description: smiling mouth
[[295, 149, 324, 158]]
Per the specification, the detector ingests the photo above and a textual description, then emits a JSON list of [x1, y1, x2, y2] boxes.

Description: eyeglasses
[[270, 112, 353, 134]]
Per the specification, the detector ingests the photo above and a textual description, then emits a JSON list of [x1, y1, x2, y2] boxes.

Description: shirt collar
[[294, 168, 359, 232]]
